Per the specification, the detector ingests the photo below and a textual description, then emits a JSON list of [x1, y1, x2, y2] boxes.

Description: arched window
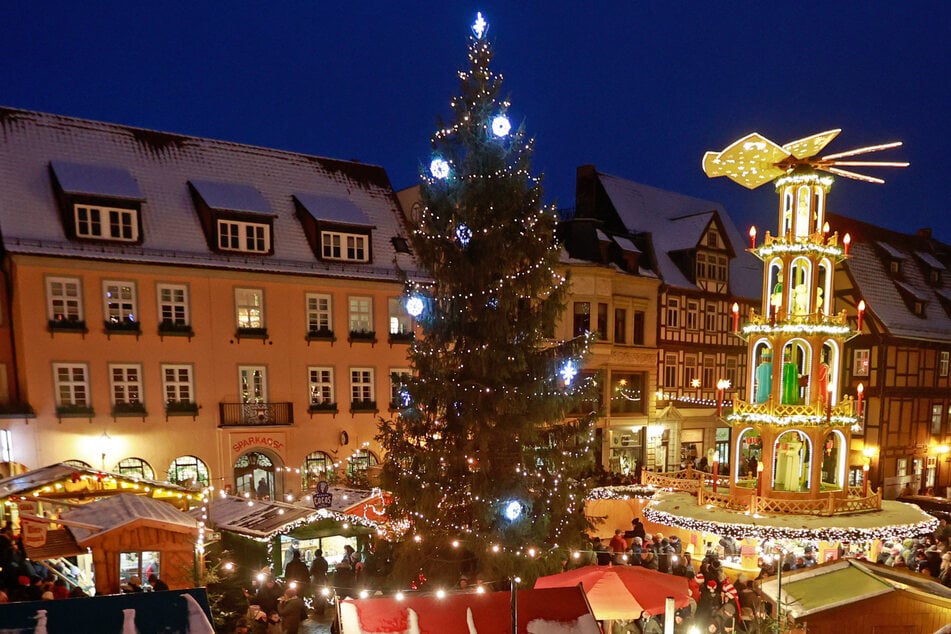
[[773, 430, 811, 492], [821, 431, 847, 489], [234, 451, 279, 500], [114, 457, 155, 480], [302, 451, 336, 490], [167, 455, 210, 488], [735, 428, 762, 483], [346, 449, 379, 486], [63, 459, 92, 470]]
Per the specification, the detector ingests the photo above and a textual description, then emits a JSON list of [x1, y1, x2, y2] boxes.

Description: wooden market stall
[[60, 493, 199, 595], [759, 559, 951, 633]]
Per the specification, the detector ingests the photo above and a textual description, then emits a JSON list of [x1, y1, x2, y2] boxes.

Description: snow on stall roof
[[189, 179, 272, 215], [187, 495, 320, 540], [294, 193, 374, 227], [63, 493, 197, 544], [0, 462, 196, 499], [645, 491, 938, 541], [50, 160, 144, 200]]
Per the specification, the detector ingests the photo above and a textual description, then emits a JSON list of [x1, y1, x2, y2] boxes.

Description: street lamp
[[98, 431, 114, 471]]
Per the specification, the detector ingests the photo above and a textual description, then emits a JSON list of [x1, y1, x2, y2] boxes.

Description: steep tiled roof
[[592, 171, 760, 298], [0, 107, 414, 279], [830, 213, 951, 342]]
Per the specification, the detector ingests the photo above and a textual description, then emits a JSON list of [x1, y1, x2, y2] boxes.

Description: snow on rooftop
[[189, 179, 271, 214], [294, 193, 373, 226], [50, 160, 144, 200]]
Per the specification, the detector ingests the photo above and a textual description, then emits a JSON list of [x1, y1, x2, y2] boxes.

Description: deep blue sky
[[2, 2, 947, 240]]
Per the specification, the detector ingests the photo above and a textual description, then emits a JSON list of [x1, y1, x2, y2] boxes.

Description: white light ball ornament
[[504, 500, 523, 521], [430, 158, 450, 180], [405, 295, 425, 318], [455, 224, 473, 247], [491, 115, 511, 138]]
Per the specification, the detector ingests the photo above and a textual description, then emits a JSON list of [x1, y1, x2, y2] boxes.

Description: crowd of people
[[234, 545, 364, 634], [587, 514, 951, 633], [0, 520, 92, 604]]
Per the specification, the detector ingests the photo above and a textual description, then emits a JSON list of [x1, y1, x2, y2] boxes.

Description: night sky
[[2, 2, 947, 240]]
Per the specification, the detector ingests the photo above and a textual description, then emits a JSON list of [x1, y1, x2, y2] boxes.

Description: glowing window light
[[491, 115, 511, 138], [430, 158, 450, 179]]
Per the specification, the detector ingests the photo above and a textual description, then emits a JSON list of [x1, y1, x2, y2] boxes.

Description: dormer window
[[50, 161, 145, 245], [218, 219, 270, 253], [189, 179, 275, 255], [293, 193, 375, 264], [894, 280, 928, 318], [877, 241, 906, 277], [75, 205, 139, 241], [697, 251, 728, 282], [321, 231, 368, 262], [915, 251, 945, 287]]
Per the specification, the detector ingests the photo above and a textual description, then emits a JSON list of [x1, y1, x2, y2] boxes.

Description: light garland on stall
[[741, 322, 852, 336], [643, 506, 938, 542]]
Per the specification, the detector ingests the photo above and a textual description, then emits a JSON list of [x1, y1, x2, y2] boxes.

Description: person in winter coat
[[277, 586, 307, 634]]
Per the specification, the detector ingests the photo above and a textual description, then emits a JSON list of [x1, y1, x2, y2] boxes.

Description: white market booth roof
[[192, 486, 389, 542], [0, 462, 203, 507]]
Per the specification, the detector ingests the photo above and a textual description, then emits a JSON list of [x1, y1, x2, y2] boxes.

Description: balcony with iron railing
[[218, 402, 293, 427]]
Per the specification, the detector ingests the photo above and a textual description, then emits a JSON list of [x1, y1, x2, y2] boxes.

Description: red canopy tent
[[534, 565, 691, 620], [339, 587, 600, 634]]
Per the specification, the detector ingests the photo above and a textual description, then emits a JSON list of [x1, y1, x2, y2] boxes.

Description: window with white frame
[[75, 205, 139, 242], [235, 288, 264, 329], [157, 284, 190, 327], [217, 219, 270, 253], [47, 277, 84, 323], [853, 349, 870, 377], [702, 356, 715, 387], [390, 369, 411, 408], [350, 368, 374, 404], [388, 298, 413, 336], [705, 304, 718, 331], [941, 351, 950, 378], [897, 457, 908, 478], [686, 300, 699, 331], [321, 231, 368, 262], [932, 404, 943, 434], [110, 364, 143, 405], [348, 296, 373, 334], [308, 367, 335, 406], [664, 353, 678, 388], [53, 363, 89, 407], [103, 281, 138, 325], [306, 293, 333, 333], [684, 354, 698, 387], [665, 297, 680, 328], [162, 364, 194, 405]]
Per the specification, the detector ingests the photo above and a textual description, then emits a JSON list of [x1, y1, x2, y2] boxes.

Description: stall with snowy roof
[[58, 493, 199, 595]]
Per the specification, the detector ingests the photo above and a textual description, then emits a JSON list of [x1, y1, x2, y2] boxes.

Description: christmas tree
[[378, 13, 596, 589]]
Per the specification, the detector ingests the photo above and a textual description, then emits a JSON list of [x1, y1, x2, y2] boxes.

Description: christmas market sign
[[312, 481, 333, 510]]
